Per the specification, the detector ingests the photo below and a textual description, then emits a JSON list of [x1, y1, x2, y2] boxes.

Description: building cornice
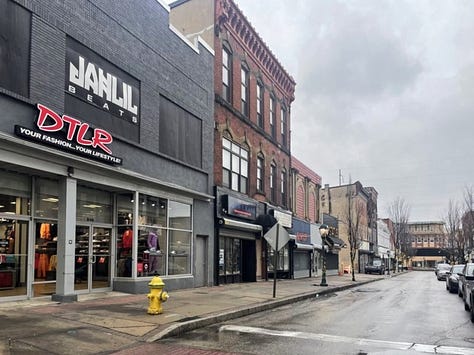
[[216, 0, 296, 102]]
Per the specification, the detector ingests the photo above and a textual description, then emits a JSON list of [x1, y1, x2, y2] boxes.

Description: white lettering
[[111, 76, 124, 108], [118, 109, 124, 117], [68, 55, 139, 116], [98, 68, 112, 101], [69, 56, 85, 87], [87, 94, 93, 103], [103, 102, 109, 110], [84, 62, 99, 93]]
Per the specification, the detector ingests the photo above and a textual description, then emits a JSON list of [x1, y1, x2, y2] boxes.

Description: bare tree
[[388, 197, 410, 272], [444, 199, 463, 263], [345, 182, 365, 281]]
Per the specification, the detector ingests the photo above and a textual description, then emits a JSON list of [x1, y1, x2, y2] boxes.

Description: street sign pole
[[273, 223, 279, 298]]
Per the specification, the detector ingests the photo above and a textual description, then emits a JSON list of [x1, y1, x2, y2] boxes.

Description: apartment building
[[170, 0, 296, 284], [409, 221, 447, 268]]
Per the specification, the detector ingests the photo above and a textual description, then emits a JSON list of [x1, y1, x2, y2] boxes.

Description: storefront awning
[[294, 242, 314, 250], [289, 234, 313, 250], [219, 218, 262, 233], [326, 236, 346, 249]]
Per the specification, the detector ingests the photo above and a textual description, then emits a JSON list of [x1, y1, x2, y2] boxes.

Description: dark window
[[270, 163, 276, 202], [222, 46, 232, 102], [281, 169, 287, 207], [257, 155, 264, 192], [256, 82, 264, 128], [241, 64, 249, 117], [270, 96, 276, 139], [159, 96, 202, 168], [0, 1, 31, 97], [281, 106, 287, 147], [222, 137, 248, 193]]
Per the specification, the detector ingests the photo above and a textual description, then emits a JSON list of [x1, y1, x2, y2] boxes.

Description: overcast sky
[[228, 0, 473, 222]]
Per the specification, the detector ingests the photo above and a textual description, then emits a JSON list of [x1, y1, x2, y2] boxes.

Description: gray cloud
[[235, 0, 474, 220]]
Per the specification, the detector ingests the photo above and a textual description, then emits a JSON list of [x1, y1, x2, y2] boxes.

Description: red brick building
[[170, 0, 295, 284]]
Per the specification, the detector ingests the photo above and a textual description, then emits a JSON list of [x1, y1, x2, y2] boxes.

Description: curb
[[146, 277, 384, 342]]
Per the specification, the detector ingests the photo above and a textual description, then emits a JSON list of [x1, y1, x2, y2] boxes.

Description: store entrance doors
[[74, 224, 112, 292]]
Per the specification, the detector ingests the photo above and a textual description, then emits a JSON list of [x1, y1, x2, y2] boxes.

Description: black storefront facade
[[214, 187, 264, 284], [0, 0, 214, 302], [290, 217, 312, 279]]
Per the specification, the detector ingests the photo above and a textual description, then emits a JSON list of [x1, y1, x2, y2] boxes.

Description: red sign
[[36, 104, 113, 154], [15, 104, 122, 165]]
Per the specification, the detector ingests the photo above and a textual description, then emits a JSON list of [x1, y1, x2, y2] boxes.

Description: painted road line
[[219, 325, 474, 355]]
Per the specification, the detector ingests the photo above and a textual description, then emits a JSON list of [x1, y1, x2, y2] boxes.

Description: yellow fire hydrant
[[147, 276, 169, 315]]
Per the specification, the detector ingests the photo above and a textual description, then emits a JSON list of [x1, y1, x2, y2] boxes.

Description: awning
[[326, 236, 346, 249], [294, 242, 314, 250], [219, 218, 262, 234], [289, 234, 313, 250]]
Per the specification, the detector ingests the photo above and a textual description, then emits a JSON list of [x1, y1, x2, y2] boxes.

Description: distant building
[[408, 221, 447, 268], [170, 0, 296, 284], [320, 182, 378, 273], [290, 156, 321, 278]]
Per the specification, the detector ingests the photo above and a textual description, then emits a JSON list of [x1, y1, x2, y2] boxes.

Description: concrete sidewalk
[[0, 273, 392, 354]]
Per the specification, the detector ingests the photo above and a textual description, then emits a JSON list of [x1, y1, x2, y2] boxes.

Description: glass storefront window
[[76, 186, 112, 224], [0, 170, 31, 216], [0, 219, 28, 298], [267, 245, 290, 272], [136, 226, 166, 276], [135, 194, 192, 277], [168, 230, 191, 275], [116, 193, 134, 278], [34, 178, 58, 219], [219, 237, 241, 277], [117, 193, 134, 225], [169, 201, 191, 230], [138, 195, 167, 227]]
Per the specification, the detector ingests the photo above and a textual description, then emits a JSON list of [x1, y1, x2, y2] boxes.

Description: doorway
[[74, 224, 112, 292]]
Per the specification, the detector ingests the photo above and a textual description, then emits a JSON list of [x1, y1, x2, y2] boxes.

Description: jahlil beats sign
[[15, 104, 123, 165]]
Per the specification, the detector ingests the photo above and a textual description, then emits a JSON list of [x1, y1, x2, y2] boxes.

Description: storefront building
[[170, 0, 296, 285], [0, 0, 214, 301], [290, 217, 312, 279], [214, 187, 264, 284]]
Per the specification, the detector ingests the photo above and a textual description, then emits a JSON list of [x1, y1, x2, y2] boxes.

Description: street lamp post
[[387, 250, 390, 276], [319, 224, 329, 287]]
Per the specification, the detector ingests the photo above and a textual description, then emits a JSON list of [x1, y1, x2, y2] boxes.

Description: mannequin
[[147, 228, 161, 274]]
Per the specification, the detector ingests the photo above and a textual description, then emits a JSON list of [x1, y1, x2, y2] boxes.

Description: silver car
[[436, 263, 451, 281]]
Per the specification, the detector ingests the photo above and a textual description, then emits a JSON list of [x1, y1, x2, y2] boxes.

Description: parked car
[[459, 263, 474, 299], [446, 264, 465, 293], [460, 264, 474, 317], [365, 260, 385, 275], [435, 262, 450, 275], [436, 263, 452, 281]]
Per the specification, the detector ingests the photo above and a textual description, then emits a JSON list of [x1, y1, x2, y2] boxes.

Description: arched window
[[222, 44, 232, 103], [270, 162, 277, 202], [296, 185, 305, 217], [256, 81, 264, 128], [280, 105, 287, 147], [280, 168, 287, 207], [269, 94, 276, 138], [256, 154, 264, 192], [240, 63, 249, 117]]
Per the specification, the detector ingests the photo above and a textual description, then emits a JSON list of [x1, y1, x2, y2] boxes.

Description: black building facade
[[0, 0, 214, 301]]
